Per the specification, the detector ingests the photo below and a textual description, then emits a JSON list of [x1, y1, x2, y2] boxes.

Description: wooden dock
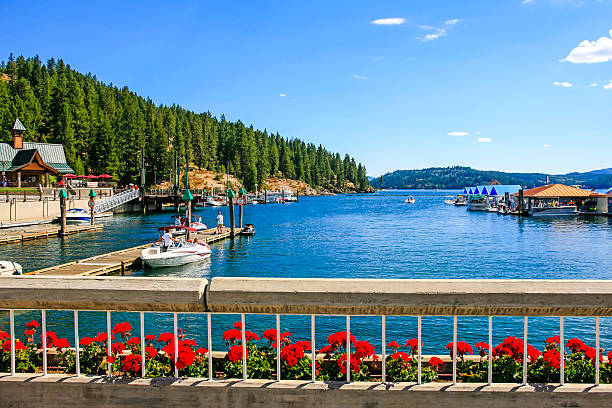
[[0, 224, 104, 246], [27, 227, 234, 276]]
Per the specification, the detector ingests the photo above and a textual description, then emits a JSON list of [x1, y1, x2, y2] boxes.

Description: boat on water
[[190, 216, 208, 232], [0, 261, 22, 276], [205, 197, 224, 207], [467, 195, 490, 212], [57, 208, 112, 223], [445, 199, 455, 205], [404, 197, 415, 204], [530, 205, 578, 217], [141, 228, 212, 268], [241, 224, 256, 236]]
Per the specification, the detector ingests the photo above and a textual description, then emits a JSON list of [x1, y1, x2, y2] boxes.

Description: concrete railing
[[1, 276, 611, 408]]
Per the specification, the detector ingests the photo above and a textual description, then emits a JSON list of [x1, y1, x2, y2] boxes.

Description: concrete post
[[17, 171, 21, 188]]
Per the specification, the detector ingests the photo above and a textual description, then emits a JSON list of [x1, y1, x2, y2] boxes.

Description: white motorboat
[[57, 208, 112, 223], [445, 199, 455, 205], [530, 206, 578, 217], [404, 197, 415, 204], [0, 261, 22, 276], [141, 239, 212, 268], [467, 196, 490, 211], [205, 197, 224, 207], [189, 216, 208, 232]]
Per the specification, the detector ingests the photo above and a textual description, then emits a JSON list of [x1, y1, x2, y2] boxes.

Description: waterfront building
[[0, 118, 74, 187], [512, 184, 606, 215]]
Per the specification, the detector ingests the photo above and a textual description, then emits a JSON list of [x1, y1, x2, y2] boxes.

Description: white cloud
[[351, 75, 366, 80], [604, 80, 612, 89], [543, 144, 550, 148], [420, 19, 461, 41], [371, 18, 405, 26], [562, 30, 612, 63], [477, 137, 492, 143], [590, 82, 599, 87], [447, 131, 469, 136], [522, 0, 535, 4], [553, 81, 573, 87], [279, 93, 286, 97]]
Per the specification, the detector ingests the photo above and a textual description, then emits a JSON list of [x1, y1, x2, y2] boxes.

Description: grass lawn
[[0, 187, 39, 193]]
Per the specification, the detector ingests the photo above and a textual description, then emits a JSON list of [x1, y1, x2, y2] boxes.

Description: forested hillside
[[372, 166, 612, 189], [0, 55, 370, 191]]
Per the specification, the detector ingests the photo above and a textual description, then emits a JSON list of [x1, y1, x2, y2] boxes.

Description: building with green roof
[[0, 118, 74, 187]]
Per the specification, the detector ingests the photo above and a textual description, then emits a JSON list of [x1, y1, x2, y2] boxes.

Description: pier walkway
[[0, 224, 103, 246], [26, 227, 234, 276]]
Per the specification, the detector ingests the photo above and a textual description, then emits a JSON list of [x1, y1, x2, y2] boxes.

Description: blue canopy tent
[[463, 187, 468, 194], [481, 186, 489, 195], [489, 186, 498, 196], [474, 187, 480, 194]]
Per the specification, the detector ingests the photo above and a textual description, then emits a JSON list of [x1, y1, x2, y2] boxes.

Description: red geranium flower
[[106, 355, 115, 364], [337, 353, 361, 375], [404, 338, 422, 354], [546, 335, 560, 346], [327, 331, 356, 348], [608, 350, 612, 363], [233, 321, 242, 329], [585, 347, 603, 364], [222, 329, 242, 344], [195, 347, 208, 355], [126, 337, 140, 346], [567, 338, 588, 354], [475, 342, 489, 350], [262, 329, 291, 346], [0, 330, 9, 341], [319, 345, 334, 354], [26, 320, 40, 328], [386, 341, 401, 351], [392, 351, 412, 362], [245, 331, 259, 342], [24, 329, 35, 337], [111, 342, 126, 354], [79, 337, 94, 347], [446, 341, 473, 358], [176, 347, 196, 369], [112, 322, 132, 336], [281, 343, 306, 366], [228, 344, 246, 363], [53, 337, 70, 350], [295, 341, 312, 352], [543, 349, 561, 370], [145, 334, 156, 342], [180, 339, 197, 347], [354, 341, 375, 359], [429, 356, 443, 367], [93, 332, 115, 343], [145, 346, 157, 358], [158, 332, 174, 344], [122, 353, 142, 373]]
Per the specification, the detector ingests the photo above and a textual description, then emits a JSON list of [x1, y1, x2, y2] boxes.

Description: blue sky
[[1, 0, 611, 176]]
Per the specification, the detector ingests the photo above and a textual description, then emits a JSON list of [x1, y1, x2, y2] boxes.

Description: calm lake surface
[[2, 190, 611, 354]]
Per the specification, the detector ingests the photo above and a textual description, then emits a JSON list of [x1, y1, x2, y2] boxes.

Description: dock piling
[[59, 189, 67, 236]]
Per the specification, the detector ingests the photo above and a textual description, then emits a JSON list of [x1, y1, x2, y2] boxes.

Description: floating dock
[[0, 224, 104, 246], [26, 227, 234, 276]]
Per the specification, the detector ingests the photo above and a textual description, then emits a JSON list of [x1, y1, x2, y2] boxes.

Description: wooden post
[[90, 198, 95, 225], [239, 201, 243, 229], [518, 189, 524, 215], [229, 196, 235, 238], [60, 193, 67, 236], [264, 189, 267, 205], [185, 200, 191, 240], [297, 189, 300, 202]]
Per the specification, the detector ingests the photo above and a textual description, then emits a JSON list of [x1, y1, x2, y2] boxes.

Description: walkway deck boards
[[27, 227, 235, 276], [0, 224, 104, 246]]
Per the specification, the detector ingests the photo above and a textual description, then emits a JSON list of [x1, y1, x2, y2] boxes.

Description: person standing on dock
[[216, 211, 224, 234], [159, 230, 176, 252]]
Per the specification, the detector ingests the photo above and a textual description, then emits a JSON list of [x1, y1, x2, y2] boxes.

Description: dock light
[[59, 189, 68, 199], [238, 187, 247, 196], [182, 189, 194, 201], [227, 189, 236, 199], [89, 189, 97, 198]]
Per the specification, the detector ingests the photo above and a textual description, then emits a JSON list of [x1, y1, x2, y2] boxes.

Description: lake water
[[2, 190, 611, 355]]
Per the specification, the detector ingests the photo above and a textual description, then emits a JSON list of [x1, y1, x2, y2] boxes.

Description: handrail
[[93, 189, 140, 213], [1, 276, 611, 316]]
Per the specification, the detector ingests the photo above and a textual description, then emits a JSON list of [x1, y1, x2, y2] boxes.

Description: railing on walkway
[[0, 276, 610, 385], [93, 189, 140, 213]]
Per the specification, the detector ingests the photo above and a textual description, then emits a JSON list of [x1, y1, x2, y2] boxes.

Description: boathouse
[[512, 184, 607, 214], [0, 118, 74, 187]]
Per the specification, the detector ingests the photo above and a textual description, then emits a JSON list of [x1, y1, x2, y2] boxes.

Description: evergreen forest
[[0, 55, 370, 192]]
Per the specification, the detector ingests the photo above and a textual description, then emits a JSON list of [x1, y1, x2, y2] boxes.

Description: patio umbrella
[[63, 174, 76, 178], [97, 174, 113, 179], [77, 175, 86, 178], [84, 175, 98, 179]]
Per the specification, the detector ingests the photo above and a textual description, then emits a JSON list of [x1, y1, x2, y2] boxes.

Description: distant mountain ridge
[[371, 166, 612, 190]]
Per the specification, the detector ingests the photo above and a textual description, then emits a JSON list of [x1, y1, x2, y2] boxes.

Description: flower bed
[[1, 321, 611, 383]]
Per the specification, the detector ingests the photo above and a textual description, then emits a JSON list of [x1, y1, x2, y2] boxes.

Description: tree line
[[371, 166, 612, 190], [0, 55, 370, 191]]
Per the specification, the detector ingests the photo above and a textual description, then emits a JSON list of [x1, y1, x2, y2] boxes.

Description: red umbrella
[[63, 174, 76, 178], [97, 174, 113, 179], [77, 175, 86, 178], [84, 175, 98, 179]]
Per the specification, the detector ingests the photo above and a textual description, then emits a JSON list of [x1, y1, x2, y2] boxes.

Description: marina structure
[[0, 118, 74, 188], [512, 184, 608, 216]]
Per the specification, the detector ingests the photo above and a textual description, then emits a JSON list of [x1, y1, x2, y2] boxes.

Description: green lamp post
[[59, 189, 68, 235], [183, 188, 193, 236], [227, 189, 236, 237], [88, 189, 97, 225]]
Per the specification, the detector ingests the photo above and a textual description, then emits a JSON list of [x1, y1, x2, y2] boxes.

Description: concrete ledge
[[0, 276, 207, 312], [207, 277, 612, 316], [1, 375, 611, 408]]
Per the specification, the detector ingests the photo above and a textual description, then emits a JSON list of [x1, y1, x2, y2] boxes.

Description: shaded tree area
[[0, 55, 370, 191]]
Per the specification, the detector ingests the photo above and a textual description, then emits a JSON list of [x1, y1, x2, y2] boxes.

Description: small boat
[[205, 197, 224, 207], [57, 208, 112, 223], [467, 195, 489, 211], [241, 224, 256, 236], [0, 261, 22, 276], [404, 197, 415, 204], [445, 199, 455, 205], [530, 205, 578, 217], [190, 216, 208, 232], [141, 232, 212, 268], [488, 205, 498, 212]]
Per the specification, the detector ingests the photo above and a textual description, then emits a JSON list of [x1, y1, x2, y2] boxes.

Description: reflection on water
[[1, 191, 611, 353]]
